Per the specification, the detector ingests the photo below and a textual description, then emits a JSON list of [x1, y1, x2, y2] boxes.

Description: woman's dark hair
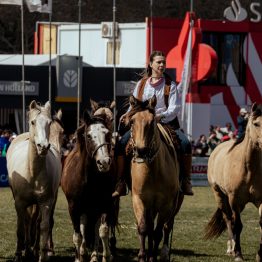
[[142, 50, 166, 78]]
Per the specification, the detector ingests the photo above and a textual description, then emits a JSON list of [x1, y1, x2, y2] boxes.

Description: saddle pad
[[157, 123, 176, 155]]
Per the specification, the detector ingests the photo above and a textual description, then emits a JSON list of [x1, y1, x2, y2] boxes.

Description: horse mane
[[127, 99, 155, 121], [229, 104, 262, 152]]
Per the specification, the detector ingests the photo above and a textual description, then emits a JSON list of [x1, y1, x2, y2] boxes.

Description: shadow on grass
[[0, 248, 216, 262]]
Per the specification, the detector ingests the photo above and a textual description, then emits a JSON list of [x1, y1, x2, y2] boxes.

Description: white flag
[[0, 0, 22, 5], [26, 0, 52, 13], [180, 21, 193, 133]]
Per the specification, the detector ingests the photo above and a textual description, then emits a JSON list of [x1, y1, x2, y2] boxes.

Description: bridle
[[83, 125, 112, 159], [130, 122, 160, 164]]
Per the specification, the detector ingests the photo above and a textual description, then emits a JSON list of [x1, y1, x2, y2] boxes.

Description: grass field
[[0, 186, 260, 262]]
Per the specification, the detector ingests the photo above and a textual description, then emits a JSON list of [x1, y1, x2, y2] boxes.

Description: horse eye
[[86, 134, 92, 140], [31, 120, 35, 125], [254, 122, 260, 127]]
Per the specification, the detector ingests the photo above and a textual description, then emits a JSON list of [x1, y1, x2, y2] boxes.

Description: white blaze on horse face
[[88, 123, 111, 172], [32, 113, 51, 156]]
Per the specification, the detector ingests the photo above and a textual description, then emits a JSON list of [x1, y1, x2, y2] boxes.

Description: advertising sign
[[191, 157, 209, 186], [56, 55, 82, 102], [0, 81, 39, 96]]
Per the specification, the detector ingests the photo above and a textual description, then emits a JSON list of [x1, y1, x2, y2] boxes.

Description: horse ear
[[110, 101, 116, 109], [56, 109, 62, 120], [90, 99, 99, 112], [129, 95, 137, 108], [83, 109, 92, 125], [29, 100, 37, 110], [251, 102, 257, 113], [44, 101, 51, 112], [148, 95, 157, 109]]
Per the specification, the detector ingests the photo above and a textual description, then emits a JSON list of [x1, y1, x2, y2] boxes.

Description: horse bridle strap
[[91, 142, 111, 158]]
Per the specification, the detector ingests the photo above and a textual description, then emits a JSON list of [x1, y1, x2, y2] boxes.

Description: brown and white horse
[[61, 108, 117, 262], [125, 95, 181, 262], [7, 101, 64, 262], [205, 103, 262, 261]]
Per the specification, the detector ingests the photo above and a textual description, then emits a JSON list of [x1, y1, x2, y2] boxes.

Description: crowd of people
[[192, 107, 249, 157]]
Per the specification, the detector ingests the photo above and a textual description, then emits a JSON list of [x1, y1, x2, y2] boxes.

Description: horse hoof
[[13, 256, 22, 262], [235, 256, 244, 262], [47, 250, 55, 257]]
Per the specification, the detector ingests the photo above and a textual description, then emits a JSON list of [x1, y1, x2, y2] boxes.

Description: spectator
[[237, 107, 248, 139], [195, 134, 209, 156], [0, 129, 12, 156]]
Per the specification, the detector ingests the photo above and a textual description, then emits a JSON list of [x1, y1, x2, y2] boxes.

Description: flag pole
[[187, 0, 194, 137], [21, 0, 25, 133], [77, 0, 82, 128], [150, 0, 153, 53], [113, 0, 116, 132], [48, 11, 52, 109]]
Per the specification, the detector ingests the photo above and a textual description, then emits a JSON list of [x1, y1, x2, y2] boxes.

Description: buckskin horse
[[125, 95, 181, 262], [61, 108, 117, 262], [7, 101, 64, 262], [205, 103, 262, 261]]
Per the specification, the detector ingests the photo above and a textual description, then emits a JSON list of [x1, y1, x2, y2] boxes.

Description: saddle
[[125, 124, 181, 157]]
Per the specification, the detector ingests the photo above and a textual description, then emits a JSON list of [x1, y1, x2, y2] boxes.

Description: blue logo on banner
[[0, 157, 8, 187]]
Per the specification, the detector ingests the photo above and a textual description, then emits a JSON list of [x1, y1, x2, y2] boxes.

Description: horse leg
[[132, 194, 147, 262], [32, 209, 41, 259], [24, 208, 34, 260], [256, 204, 262, 262], [90, 219, 100, 262], [146, 211, 154, 262], [47, 195, 58, 257], [79, 214, 88, 262], [153, 216, 164, 261], [69, 205, 82, 262], [159, 210, 175, 262], [14, 202, 27, 262], [38, 203, 52, 262], [99, 214, 111, 262], [231, 209, 243, 261]]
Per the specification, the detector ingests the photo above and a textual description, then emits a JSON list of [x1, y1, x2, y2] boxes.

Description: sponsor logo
[[224, 0, 261, 22], [63, 70, 78, 88]]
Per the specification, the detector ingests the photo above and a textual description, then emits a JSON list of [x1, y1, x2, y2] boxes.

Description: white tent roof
[[0, 54, 91, 66]]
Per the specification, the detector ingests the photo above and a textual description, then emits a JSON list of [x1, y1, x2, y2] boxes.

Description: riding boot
[[112, 155, 128, 198], [181, 154, 194, 196]]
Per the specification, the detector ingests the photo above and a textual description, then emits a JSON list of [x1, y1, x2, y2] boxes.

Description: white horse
[[7, 100, 64, 262]]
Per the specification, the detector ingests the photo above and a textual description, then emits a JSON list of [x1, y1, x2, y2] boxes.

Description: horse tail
[[204, 208, 226, 240]]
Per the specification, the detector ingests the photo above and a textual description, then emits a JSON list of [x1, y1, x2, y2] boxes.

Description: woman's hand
[[155, 115, 163, 122]]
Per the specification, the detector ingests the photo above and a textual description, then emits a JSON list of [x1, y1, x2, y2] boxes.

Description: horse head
[[77, 109, 112, 172], [90, 99, 115, 132], [127, 95, 157, 161], [28, 100, 52, 156], [248, 103, 262, 149], [50, 109, 64, 154]]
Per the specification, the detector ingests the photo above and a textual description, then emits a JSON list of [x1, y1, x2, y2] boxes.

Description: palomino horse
[[90, 99, 115, 132], [205, 103, 262, 261], [7, 101, 64, 262], [61, 108, 117, 262], [125, 95, 181, 262]]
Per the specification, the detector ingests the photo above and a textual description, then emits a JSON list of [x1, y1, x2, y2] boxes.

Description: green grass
[[0, 187, 259, 261]]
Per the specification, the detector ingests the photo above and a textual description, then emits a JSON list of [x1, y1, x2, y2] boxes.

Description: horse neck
[[49, 124, 62, 154], [242, 128, 262, 161], [28, 138, 46, 177]]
